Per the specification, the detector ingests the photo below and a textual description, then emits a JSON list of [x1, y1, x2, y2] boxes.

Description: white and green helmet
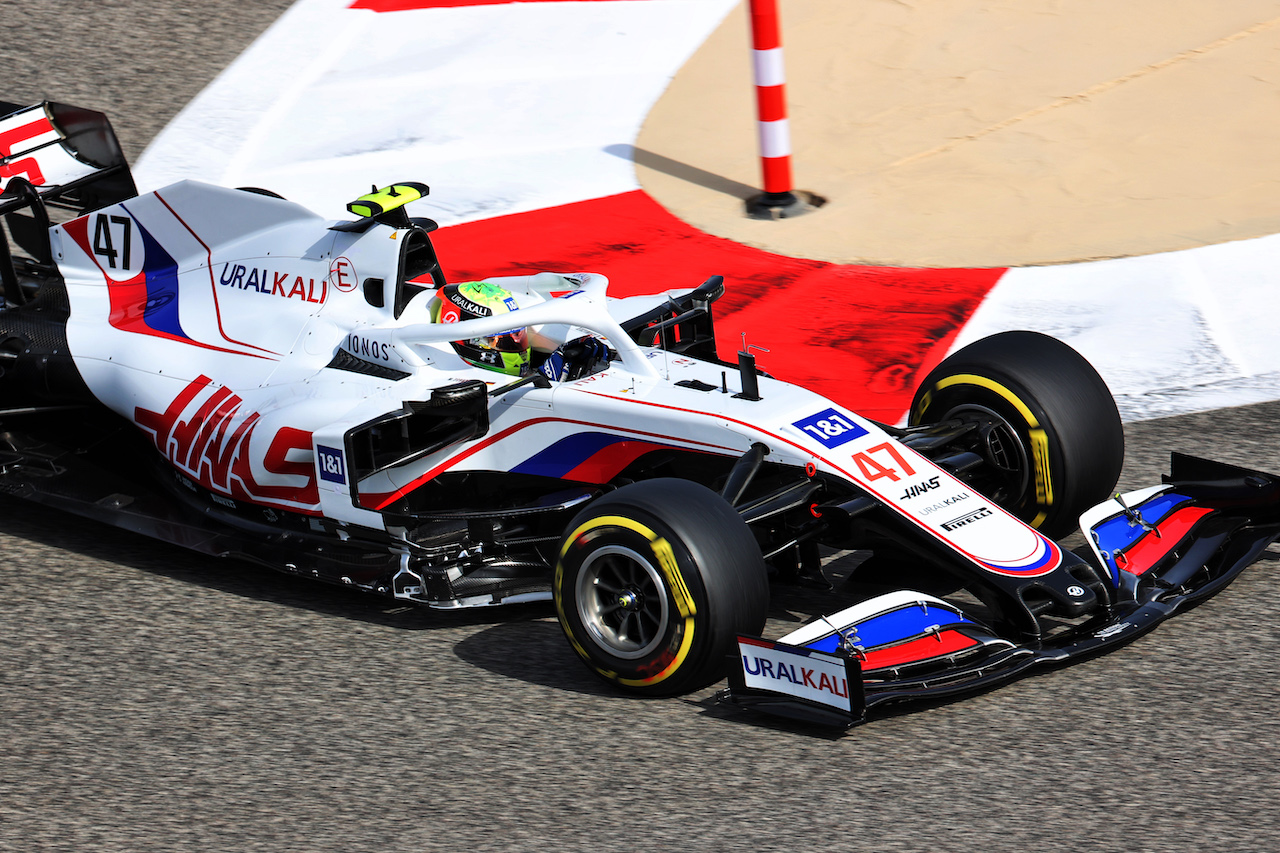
[[434, 281, 530, 376]]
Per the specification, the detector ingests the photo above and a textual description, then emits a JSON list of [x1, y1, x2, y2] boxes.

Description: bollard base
[[745, 189, 826, 220]]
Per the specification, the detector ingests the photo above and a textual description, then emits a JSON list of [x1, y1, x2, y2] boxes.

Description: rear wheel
[[909, 330, 1123, 539], [554, 478, 769, 696]]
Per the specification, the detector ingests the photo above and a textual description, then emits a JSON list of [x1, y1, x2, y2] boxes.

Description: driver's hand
[[538, 336, 609, 382]]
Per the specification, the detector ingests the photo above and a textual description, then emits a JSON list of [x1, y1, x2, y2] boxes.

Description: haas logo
[[134, 375, 319, 512], [899, 476, 941, 502]]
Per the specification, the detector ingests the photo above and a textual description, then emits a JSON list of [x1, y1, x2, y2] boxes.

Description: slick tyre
[[554, 478, 769, 696], [909, 330, 1123, 540]]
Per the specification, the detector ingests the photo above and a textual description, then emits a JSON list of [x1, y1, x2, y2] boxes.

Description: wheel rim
[[940, 403, 1032, 506], [576, 545, 670, 660]]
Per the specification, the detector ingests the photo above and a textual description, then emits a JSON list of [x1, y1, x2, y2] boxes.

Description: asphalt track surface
[[3, 4, 1280, 851]]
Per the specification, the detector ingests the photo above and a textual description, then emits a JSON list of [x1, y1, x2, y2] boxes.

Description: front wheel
[[554, 478, 769, 696], [909, 330, 1123, 540]]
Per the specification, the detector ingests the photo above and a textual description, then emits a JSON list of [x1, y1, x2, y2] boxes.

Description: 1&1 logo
[[317, 445, 346, 485], [792, 408, 869, 449]]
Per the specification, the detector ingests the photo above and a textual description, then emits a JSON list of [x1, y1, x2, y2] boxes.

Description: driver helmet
[[433, 281, 530, 376]]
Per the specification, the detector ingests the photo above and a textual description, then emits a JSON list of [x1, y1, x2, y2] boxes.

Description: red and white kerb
[[748, 0, 792, 197]]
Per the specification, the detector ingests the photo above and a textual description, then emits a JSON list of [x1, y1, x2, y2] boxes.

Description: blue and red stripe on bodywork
[[62, 210, 192, 342], [357, 417, 735, 510], [62, 206, 264, 357], [510, 431, 692, 482], [977, 534, 1062, 577], [576, 387, 1065, 580]]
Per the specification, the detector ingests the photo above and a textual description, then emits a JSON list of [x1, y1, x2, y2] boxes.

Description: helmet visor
[[481, 328, 528, 353]]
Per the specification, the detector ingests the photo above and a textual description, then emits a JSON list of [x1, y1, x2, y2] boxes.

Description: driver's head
[[434, 281, 530, 376]]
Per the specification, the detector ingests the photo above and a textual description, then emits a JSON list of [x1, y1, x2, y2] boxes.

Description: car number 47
[[92, 212, 132, 270], [851, 442, 917, 483]]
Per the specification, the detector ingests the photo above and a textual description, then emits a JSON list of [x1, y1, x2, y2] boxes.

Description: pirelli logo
[[941, 506, 992, 531], [1030, 427, 1052, 504]]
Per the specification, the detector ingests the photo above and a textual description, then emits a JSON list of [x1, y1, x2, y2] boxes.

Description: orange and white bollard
[[748, 0, 795, 207], [745, 0, 821, 219]]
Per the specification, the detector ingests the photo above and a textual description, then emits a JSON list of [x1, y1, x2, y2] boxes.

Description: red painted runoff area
[[432, 190, 1005, 422]]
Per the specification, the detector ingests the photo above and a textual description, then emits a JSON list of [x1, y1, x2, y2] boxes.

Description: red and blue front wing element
[[1090, 492, 1217, 586], [796, 600, 990, 672], [726, 592, 1040, 725]]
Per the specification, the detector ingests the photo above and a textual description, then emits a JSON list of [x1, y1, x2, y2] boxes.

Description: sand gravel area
[[637, 0, 1280, 267]]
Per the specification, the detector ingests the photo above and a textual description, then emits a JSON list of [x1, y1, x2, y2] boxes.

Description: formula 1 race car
[[3, 100, 1280, 727]]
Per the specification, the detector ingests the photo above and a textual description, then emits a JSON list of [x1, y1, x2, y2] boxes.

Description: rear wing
[[0, 101, 137, 305]]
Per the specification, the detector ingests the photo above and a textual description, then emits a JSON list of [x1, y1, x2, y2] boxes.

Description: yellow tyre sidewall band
[[555, 514, 697, 688]]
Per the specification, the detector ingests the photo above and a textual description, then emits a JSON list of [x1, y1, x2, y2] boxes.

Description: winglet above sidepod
[[333, 182, 435, 232], [346, 182, 429, 218]]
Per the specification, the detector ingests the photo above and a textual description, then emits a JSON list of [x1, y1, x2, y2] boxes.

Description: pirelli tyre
[[554, 478, 769, 696], [909, 330, 1123, 540]]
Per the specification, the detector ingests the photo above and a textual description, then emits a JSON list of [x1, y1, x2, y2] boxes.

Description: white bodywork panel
[[48, 180, 1060, 580]]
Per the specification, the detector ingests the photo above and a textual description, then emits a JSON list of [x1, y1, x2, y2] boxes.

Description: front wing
[[721, 453, 1280, 727]]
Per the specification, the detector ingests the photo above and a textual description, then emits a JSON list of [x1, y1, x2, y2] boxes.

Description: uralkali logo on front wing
[[738, 637, 853, 714]]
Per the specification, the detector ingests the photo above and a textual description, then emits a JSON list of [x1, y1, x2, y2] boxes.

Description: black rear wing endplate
[[619, 274, 725, 362]]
